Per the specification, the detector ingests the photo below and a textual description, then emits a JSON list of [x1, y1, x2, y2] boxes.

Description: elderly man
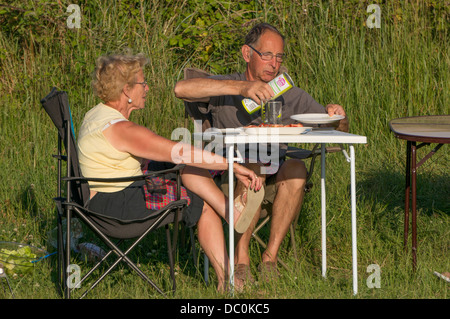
[[174, 23, 346, 287]]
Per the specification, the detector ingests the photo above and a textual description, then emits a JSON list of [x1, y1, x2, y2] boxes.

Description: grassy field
[[0, 1, 448, 300]]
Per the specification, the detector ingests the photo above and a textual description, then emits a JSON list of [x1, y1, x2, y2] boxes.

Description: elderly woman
[[77, 52, 263, 291]]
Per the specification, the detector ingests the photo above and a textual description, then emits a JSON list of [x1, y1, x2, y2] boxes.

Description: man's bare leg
[[262, 159, 307, 263]]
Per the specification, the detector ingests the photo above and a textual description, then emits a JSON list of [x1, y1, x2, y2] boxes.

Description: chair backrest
[[183, 68, 214, 133], [41, 88, 90, 206]]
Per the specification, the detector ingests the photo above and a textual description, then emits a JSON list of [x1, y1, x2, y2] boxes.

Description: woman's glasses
[[135, 81, 148, 88]]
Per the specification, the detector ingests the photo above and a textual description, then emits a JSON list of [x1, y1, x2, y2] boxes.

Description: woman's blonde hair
[[92, 51, 149, 102]]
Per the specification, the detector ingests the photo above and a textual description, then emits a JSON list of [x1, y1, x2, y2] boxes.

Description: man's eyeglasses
[[247, 45, 285, 63], [135, 81, 148, 88]]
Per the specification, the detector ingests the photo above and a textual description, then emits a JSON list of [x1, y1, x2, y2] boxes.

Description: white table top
[[196, 129, 367, 145]]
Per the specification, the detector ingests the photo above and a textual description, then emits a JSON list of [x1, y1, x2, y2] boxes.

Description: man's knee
[[277, 159, 307, 182], [244, 163, 267, 180]]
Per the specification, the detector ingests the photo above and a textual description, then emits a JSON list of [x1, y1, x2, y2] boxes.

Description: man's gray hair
[[244, 23, 285, 46]]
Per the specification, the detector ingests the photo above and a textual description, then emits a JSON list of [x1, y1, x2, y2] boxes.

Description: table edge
[[391, 132, 450, 143]]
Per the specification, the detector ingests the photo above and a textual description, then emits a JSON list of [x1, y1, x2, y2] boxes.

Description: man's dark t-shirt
[[196, 72, 326, 129]]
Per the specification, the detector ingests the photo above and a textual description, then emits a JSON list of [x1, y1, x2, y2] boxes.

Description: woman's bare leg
[[182, 166, 254, 291], [196, 201, 229, 291], [182, 166, 237, 223]]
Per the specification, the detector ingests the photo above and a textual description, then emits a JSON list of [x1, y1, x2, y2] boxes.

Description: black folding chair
[[41, 88, 188, 299]]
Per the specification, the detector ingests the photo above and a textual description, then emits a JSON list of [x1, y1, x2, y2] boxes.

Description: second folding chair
[[181, 67, 347, 273]]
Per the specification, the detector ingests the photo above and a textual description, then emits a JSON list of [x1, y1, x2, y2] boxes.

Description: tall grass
[[0, 1, 448, 299]]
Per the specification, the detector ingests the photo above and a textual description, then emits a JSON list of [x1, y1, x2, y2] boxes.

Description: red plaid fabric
[[142, 173, 191, 210], [209, 169, 224, 178]]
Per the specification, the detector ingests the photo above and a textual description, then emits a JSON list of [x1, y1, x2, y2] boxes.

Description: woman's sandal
[[234, 185, 265, 234]]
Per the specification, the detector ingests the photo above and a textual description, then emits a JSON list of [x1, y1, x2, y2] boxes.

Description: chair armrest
[[63, 164, 186, 183], [285, 146, 313, 159], [336, 117, 349, 132]]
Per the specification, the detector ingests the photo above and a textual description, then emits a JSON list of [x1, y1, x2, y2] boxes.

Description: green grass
[[0, 1, 448, 299]]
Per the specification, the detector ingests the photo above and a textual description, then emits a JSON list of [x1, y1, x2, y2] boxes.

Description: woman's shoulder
[[86, 103, 126, 120]]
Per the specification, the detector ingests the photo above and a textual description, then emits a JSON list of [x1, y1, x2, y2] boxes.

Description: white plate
[[209, 127, 244, 134], [290, 113, 345, 124], [244, 126, 312, 135]]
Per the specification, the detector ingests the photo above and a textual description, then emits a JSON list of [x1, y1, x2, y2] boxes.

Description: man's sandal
[[234, 264, 255, 291], [234, 185, 264, 234]]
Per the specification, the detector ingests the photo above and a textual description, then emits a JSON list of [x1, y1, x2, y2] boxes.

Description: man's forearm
[[174, 78, 244, 102]]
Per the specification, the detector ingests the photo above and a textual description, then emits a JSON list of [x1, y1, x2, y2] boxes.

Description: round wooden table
[[389, 115, 450, 269]]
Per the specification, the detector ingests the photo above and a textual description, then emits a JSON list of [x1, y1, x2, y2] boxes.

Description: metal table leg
[[321, 143, 327, 279], [404, 141, 411, 250], [350, 145, 358, 295], [228, 144, 235, 293], [404, 141, 443, 270], [411, 142, 417, 270]]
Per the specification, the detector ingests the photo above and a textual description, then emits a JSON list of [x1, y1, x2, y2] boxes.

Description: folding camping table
[[199, 128, 367, 295]]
